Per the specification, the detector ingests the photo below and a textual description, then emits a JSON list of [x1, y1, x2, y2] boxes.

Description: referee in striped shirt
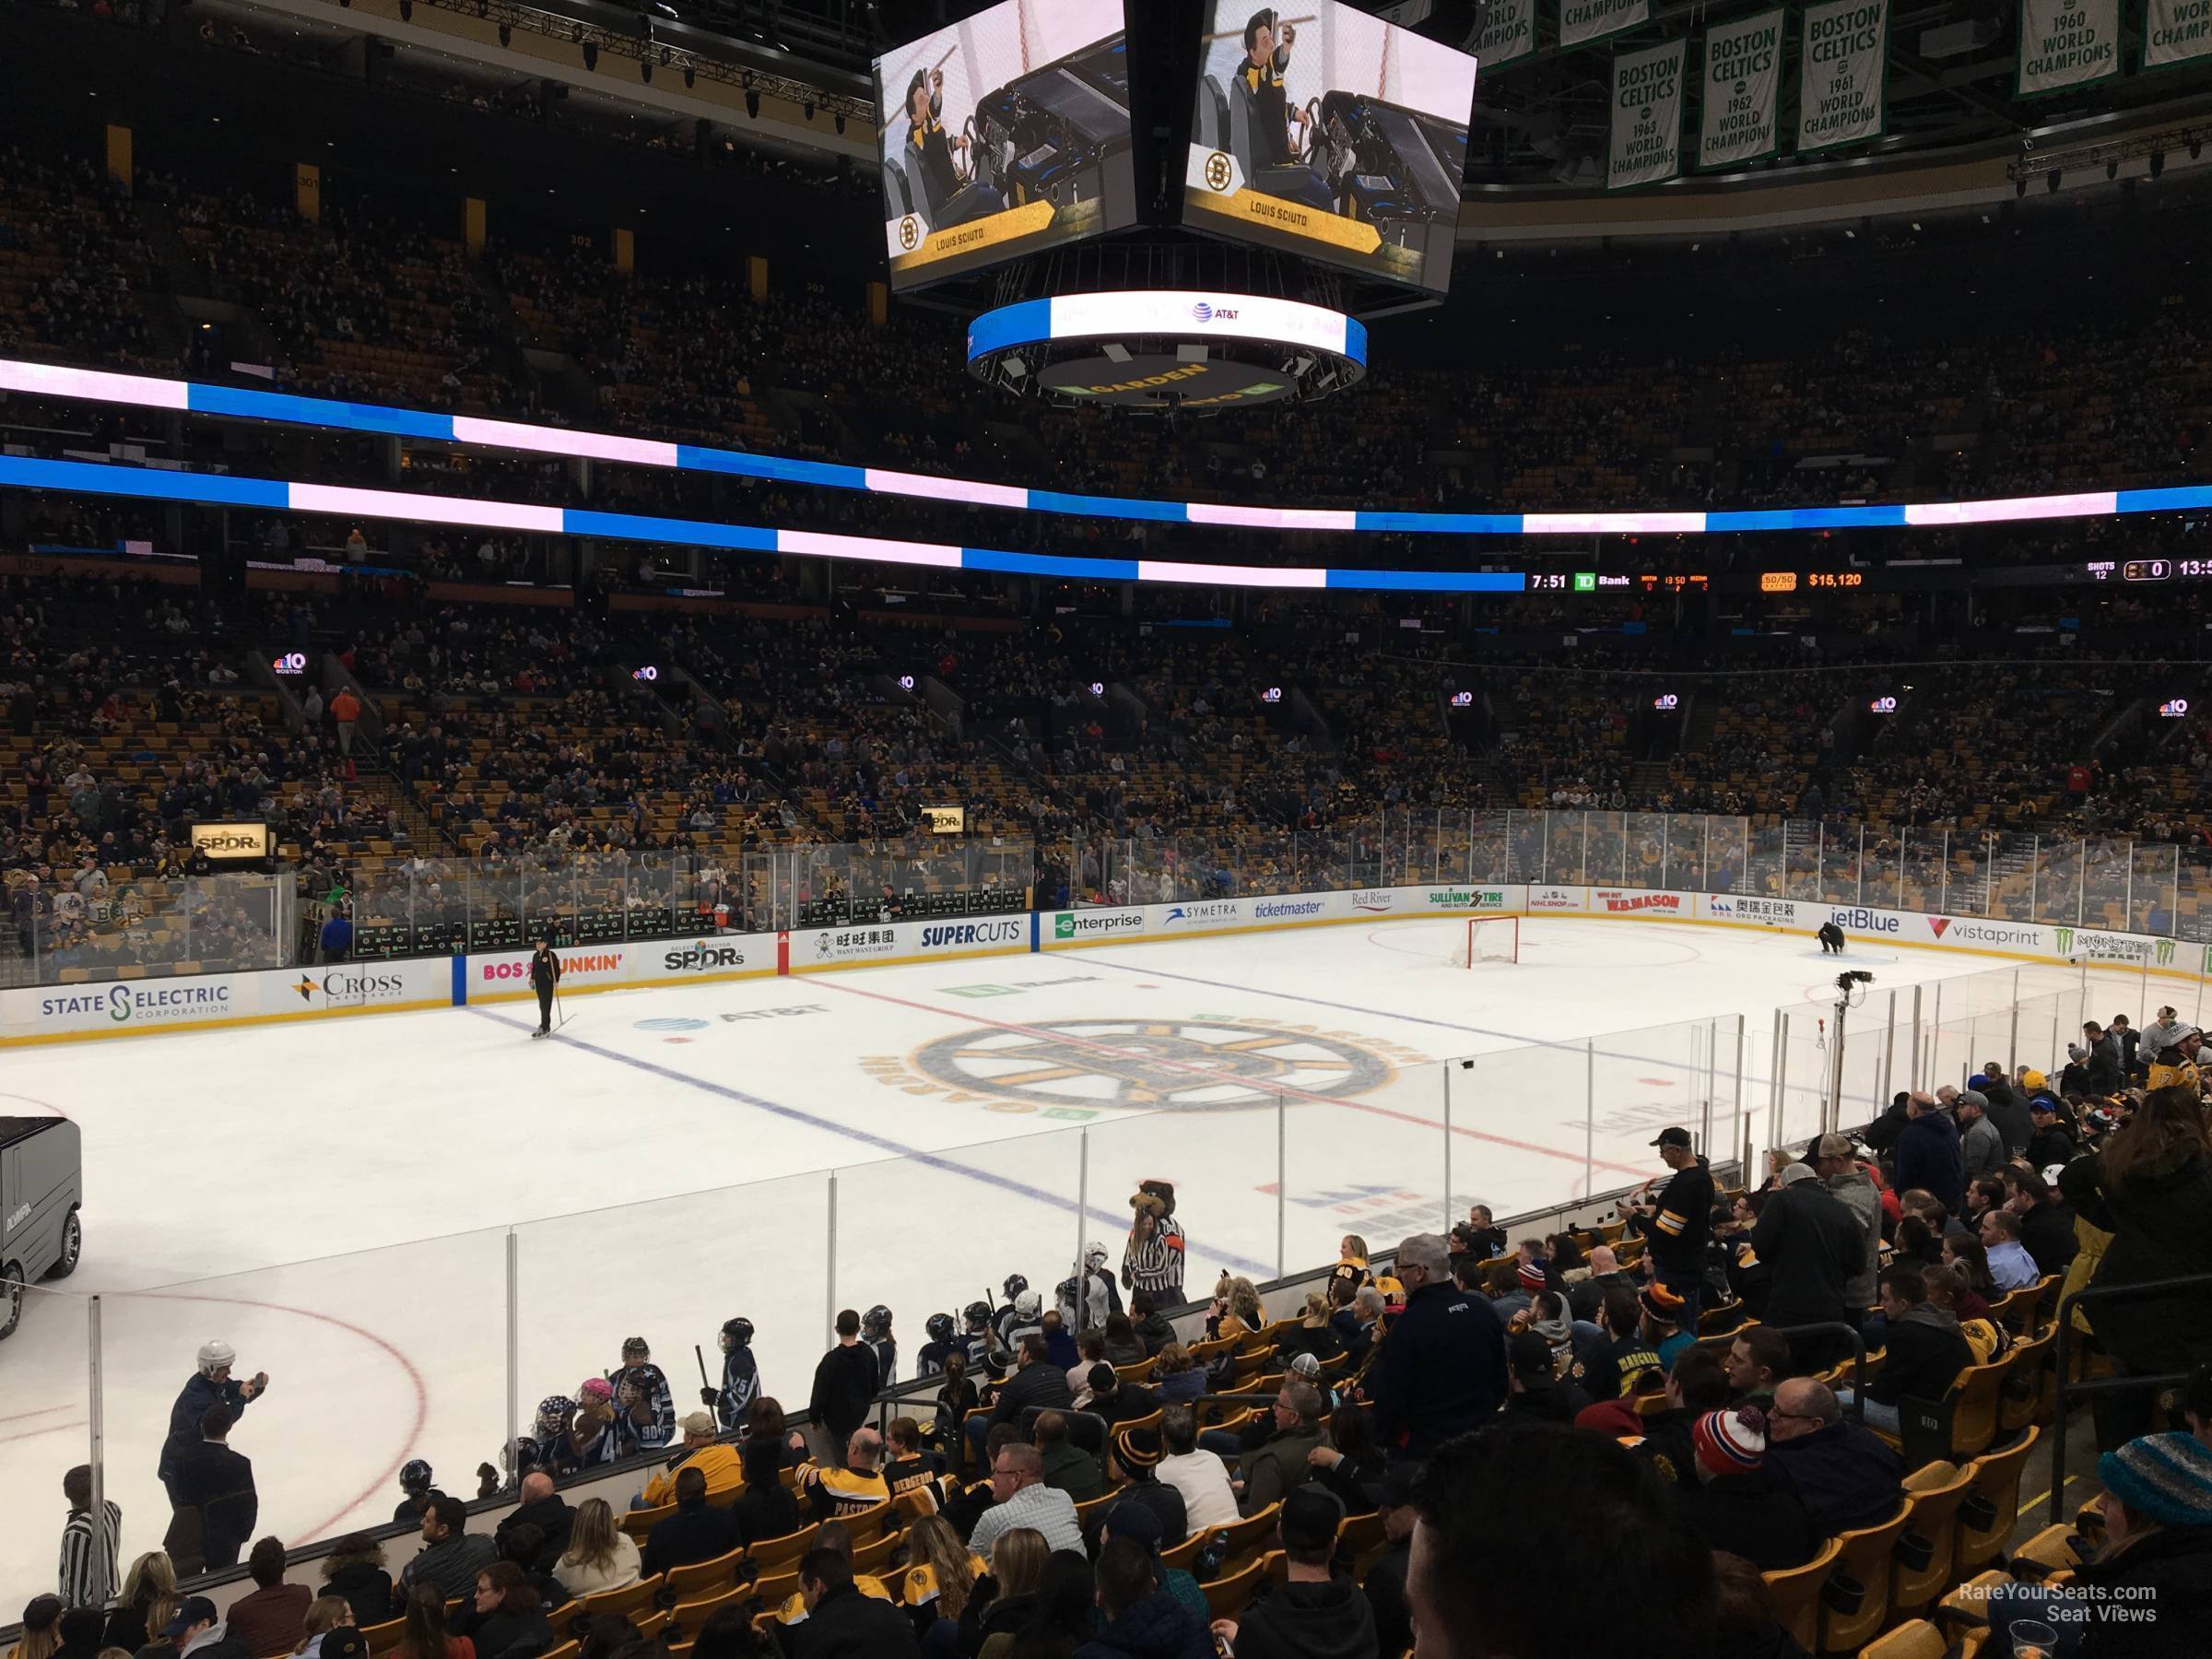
[[59, 1464, 120, 1607]]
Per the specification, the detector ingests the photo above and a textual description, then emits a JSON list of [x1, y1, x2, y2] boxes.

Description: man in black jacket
[[1367, 1234, 1506, 1459], [168, 1406, 258, 1571], [493, 1473, 571, 1576], [2024, 1100, 2079, 1173], [1845, 1264, 1973, 1437], [809, 1310, 880, 1464], [1211, 1487, 1378, 1659], [2081, 1021, 2124, 1095], [527, 939, 560, 1037], [964, 1333, 1071, 1468], [1765, 1379, 1903, 1536], [790, 1547, 921, 1656], [1361, 1465, 1419, 1659], [1628, 1128, 1714, 1328], [2008, 1168, 2080, 1277], [641, 1468, 738, 1579], [1750, 1164, 1868, 1371], [1977, 1064, 2032, 1153]]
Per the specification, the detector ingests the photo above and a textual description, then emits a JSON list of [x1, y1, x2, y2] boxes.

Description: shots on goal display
[[873, 0, 1138, 291], [1183, 1, 1478, 293]]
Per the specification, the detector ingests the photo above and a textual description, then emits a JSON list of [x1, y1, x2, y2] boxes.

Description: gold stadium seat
[[1760, 1536, 1841, 1652]]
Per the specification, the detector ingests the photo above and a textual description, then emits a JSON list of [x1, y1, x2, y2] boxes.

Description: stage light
[[582, 41, 596, 69], [804, 100, 816, 120], [746, 90, 759, 116], [2149, 150, 2165, 180], [835, 113, 845, 134], [497, 22, 509, 43], [640, 59, 651, 82], [683, 66, 694, 88]]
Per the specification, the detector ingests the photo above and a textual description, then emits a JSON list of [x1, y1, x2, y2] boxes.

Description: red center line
[[808, 977, 1653, 1179]]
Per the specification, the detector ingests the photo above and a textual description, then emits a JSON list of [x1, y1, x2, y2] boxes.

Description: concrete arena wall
[[6, 883, 2206, 1045]]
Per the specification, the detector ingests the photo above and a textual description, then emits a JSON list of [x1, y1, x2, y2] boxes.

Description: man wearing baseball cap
[[637, 1411, 740, 1510], [160, 1596, 250, 1659], [1210, 1486, 1376, 1658], [1808, 1134, 1882, 1331], [1627, 1128, 1713, 1332]]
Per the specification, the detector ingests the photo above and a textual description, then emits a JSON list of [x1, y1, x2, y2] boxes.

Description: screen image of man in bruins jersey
[[1237, 9, 1310, 166], [904, 67, 1002, 229]]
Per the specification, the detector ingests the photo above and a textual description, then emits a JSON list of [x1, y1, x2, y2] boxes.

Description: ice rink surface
[[0, 914, 1994, 1596]]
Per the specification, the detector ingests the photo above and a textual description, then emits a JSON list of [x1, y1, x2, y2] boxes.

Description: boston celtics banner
[[1698, 8, 1783, 169], [1609, 39, 1687, 188], [2144, 0, 2212, 67], [1474, 0, 1538, 69], [2018, 0, 2120, 91], [1561, 0, 1649, 50], [1796, 0, 1888, 154]]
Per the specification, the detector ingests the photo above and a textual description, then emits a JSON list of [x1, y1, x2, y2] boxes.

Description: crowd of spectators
[[34, 999, 2212, 1655]]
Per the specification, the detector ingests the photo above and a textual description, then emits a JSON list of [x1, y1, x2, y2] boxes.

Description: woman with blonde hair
[[104, 1554, 178, 1653], [1212, 1276, 1265, 1339], [900, 1513, 980, 1627], [554, 1498, 641, 1597], [957, 1528, 1046, 1656], [292, 1597, 356, 1659], [8, 1598, 62, 1659]]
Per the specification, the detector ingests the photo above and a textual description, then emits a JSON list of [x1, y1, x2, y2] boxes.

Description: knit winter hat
[[578, 1377, 614, 1404], [1639, 1282, 1686, 1324], [1517, 1258, 1548, 1294], [2098, 1431, 2212, 1529], [1692, 1405, 1767, 1478]]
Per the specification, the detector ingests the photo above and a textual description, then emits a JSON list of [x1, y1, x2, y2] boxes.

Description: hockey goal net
[[1463, 915, 1519, 966]]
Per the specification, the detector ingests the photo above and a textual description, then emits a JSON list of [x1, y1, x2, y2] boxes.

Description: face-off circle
[[901, 1017, 1399, 1112]]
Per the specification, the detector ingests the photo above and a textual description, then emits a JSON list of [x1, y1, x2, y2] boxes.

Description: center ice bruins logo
[[898, 215, 923, 252], [1204, 151, 1235, 193], [863, 1016, 1425, 1116]]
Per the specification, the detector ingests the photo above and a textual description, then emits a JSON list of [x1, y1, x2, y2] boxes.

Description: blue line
[[465, 1006, 1278, 1279]]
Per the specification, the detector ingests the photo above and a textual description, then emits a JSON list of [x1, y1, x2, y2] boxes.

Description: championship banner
[[2018, 0, 2120, 91], [1473, 0, 1538, 69], [1608, 39, 1687, 189], [1560, 0, 1649, 50], [1698, 8, 1783, 170], [1796, 0, 1888, 155], [2144, 0, 2212, 67]]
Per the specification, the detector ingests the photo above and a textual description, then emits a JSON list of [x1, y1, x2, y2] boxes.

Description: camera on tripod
[[1835, 970, 1875, 991]]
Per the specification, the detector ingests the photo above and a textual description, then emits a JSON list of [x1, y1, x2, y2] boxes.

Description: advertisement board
[[1184, 0, 1477, 292], [874, 0, 1136, 290], [1, 957, 452, 1043]]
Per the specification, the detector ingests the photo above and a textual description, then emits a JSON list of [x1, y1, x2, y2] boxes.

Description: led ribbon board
[[4, 359, 2208, 537]]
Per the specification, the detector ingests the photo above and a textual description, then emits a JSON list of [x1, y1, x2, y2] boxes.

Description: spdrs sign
[[1796, 0, 1888, 154]]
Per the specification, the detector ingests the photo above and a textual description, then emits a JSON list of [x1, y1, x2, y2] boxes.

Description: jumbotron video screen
[[1184, 2, 1477, 293], [872, 0, 1139, 291]]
